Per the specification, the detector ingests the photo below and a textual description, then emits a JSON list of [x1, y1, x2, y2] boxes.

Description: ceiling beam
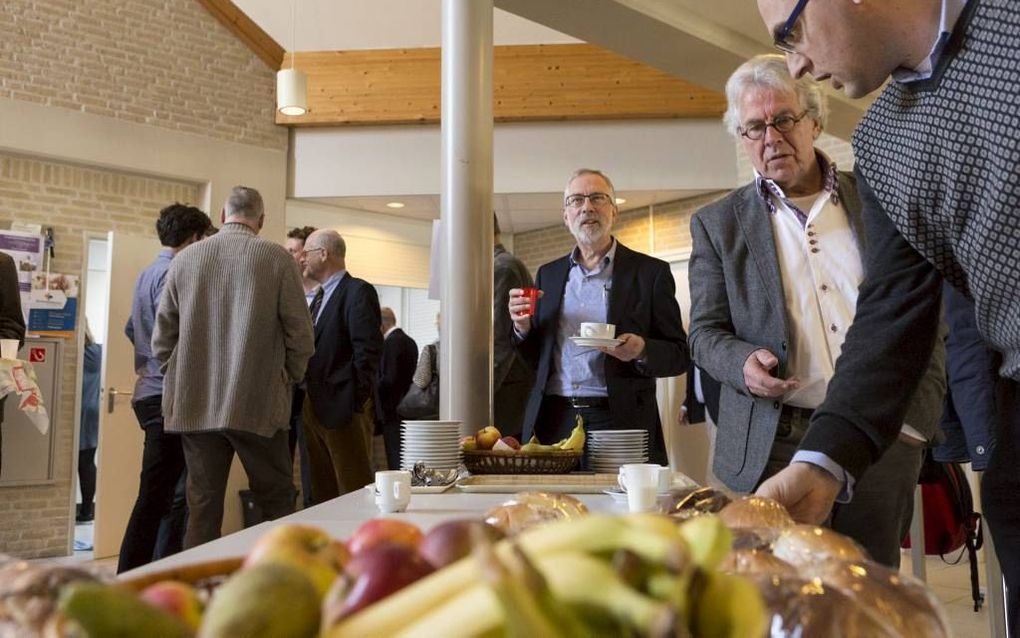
[[493, 0, 872, 140], [277, 44, 725, 126], [196, 0, 284, 69]]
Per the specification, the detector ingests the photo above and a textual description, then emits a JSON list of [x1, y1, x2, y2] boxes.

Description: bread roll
[[800, 560, 951, 638], [484, 492, 588, 535], [718, 496, 795, 530], [660, 487, 731, 519], [772, 525, 868, 567], [753, 574, 899, 637], [720, 549, 797, 577]]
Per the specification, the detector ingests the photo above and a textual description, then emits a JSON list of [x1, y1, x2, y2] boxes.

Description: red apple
[[139, 580, 203, 631], [492, 436, 520, 452], [419, 519, 505, 569], [475, 426, 502, 450], [243, 523, 349, 597], [347, 519, 424, 556], [323, 543, 434, 624]]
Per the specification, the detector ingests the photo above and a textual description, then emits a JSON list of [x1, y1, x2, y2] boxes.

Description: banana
[[519, 435, 558, 454], [553, 418, 586, 452], [327, 515, 687, 637], [677, 515, 732, 570], [690, 572, 767, 638]]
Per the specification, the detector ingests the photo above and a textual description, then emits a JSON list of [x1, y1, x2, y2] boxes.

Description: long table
[[121, 487, 624, 579]]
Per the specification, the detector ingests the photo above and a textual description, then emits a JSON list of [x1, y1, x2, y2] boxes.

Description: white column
[[440, 0, 494, 436]]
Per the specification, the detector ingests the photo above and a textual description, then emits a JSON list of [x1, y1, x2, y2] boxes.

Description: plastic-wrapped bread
[[717, 496, 795, 530], [659, 486, 731, 519], [484, 492, 588, 536], [720, 548, 797, 577], [753, 574, 899, 637], [0, 557, 97, 635], [799, 560, 951, 638], [771, 525, 869, 567]]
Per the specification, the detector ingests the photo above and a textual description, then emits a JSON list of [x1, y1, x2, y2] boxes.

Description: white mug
[[580, 322, 616, 339], [617, 464, 659, 512], [375, 470, 411, 513], [0, 339, 18, 360]]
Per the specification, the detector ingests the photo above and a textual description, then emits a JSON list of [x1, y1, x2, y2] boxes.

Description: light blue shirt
[[546, 240, 617, 398], [127, 248, 173, 401], [892, 0, 968, 83], [314, 269, 346, 323]]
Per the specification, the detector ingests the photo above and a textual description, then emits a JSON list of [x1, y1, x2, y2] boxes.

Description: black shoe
[[76, 503, 94, 523]]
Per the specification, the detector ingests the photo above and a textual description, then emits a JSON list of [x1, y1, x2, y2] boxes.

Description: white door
[[93, 232, 161, 558], [92, 232, 253, 560]]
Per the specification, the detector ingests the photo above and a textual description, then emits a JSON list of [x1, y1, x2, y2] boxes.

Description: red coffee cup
[[521, 287, 540, 317]]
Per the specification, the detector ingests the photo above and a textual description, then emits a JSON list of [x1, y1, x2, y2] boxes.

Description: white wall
[[293, 119, 740, 199]]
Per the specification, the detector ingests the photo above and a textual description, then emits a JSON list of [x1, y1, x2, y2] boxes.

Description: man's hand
[[601, 333, 645, 361], [678, 405, 690, 427], [744, 349, 799, 397], [508, 288, 542, 337], [755, 462, 842, 524]]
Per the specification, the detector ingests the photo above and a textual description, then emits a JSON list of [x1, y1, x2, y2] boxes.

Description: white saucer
[[569, 336, 624, 348]]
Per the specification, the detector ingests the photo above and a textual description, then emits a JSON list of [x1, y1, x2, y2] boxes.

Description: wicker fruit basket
[[120, 557, 243, 593], [462, 449, 581, 475]]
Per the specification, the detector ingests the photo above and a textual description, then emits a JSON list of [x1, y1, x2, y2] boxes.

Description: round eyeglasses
[[739, 111, 810, 141]]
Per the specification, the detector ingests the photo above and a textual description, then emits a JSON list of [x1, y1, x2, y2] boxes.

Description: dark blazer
[[376, 328, 418, 425], [689, 172, 946, 491], [0, 252, 25, 346], [305, 272, 383, 429], [683, 365, 721, 425], [516, 241, 689, 463]]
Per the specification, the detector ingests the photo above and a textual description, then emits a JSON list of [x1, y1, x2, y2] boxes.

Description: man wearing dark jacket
[[493, 215, 534, 439], [300, 229, 383, 500], [376, 307, 417, 470]]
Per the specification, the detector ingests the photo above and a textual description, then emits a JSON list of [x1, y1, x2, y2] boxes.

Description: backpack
[[902, 451, 984, 611]]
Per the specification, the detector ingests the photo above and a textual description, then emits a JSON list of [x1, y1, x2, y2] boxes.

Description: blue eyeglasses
[[774, 0, 810, 53]]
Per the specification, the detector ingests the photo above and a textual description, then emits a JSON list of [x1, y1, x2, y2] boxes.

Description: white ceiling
[[308, 190, 710, 234]]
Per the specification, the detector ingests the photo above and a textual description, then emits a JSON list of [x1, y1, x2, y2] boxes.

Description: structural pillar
[[440, 0, 494, 435]]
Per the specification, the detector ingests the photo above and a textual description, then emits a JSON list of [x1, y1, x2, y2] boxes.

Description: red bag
[[902, 453, 984, 611]]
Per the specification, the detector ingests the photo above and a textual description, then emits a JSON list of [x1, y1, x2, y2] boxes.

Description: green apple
[[243, 523, 349, 598]]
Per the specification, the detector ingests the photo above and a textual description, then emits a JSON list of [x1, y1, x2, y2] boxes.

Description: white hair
[[563, 168, 617, 203], [722, 54, 828, 138], [224, 186, 264, 220]]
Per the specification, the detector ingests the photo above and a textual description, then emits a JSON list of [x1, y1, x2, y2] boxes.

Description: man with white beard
[[508, 169, 689, 464]]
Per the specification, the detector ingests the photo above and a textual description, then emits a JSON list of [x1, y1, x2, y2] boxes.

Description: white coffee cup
[[617, 463, 659, 512], [374, 470, 411, 513], [580, 322, 616, 339], [0, 339, 19, 360], [617, 464, 671, 494]]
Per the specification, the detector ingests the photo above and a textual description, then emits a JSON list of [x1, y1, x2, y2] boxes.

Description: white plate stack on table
[[400, 420, 462, 472], [588, 429, 649, 473]]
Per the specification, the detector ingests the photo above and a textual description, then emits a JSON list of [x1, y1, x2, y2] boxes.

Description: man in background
[[376, 307, 417, 470], [299, 229, 382, 500], [493, 213, 534, 438], [153, 186, 313, 547], [0, 250, 25, 477], [118, 203, 210, 571], [284, 225, 318, 506]]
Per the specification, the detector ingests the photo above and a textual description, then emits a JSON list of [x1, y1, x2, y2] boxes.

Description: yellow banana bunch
[[551, 415, 586, 452]]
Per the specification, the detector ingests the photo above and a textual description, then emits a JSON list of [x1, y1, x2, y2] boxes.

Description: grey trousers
[[763, 411, 924, 568], [180, 428, 295, 549]]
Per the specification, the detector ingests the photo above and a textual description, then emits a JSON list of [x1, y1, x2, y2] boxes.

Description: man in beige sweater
[[153, 186, 314, 548]]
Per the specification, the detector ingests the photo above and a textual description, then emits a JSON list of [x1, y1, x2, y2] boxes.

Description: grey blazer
[[688, 173, 945, 492]]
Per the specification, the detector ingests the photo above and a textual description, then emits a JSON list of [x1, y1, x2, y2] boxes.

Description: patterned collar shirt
[[547, 239, 618, 398]]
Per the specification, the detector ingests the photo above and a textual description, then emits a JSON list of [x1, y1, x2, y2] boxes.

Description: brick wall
[[0, 153, 199, 558], [0, 0, 286, 151], [513, 192, 726, 273]]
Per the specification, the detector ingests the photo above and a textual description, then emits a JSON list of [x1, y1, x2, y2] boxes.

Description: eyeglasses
[[302, 247, 325, 257], [773, 0, 810, 53], [565, 192, 613, 208], [739, 111, 810, 140]]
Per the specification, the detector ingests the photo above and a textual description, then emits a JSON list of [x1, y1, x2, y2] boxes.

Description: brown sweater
[[152, 223, 314, 436]]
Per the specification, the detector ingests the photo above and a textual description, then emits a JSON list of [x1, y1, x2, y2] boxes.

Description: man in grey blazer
[[688, 56, 945, 567]]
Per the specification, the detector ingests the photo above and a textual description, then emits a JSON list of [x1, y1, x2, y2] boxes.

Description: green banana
[[58, 581, 193, 638], [690, 571, 767, 638], [678, 515, 732, 570]]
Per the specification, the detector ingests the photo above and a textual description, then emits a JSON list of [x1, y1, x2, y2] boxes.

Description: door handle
[[106, 387, 133, 414]]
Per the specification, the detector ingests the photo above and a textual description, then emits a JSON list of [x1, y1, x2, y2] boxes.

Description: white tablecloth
[[121, 488, 624, 579]]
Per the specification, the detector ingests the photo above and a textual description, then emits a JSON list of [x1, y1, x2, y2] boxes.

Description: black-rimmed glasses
[[739, 111, 810, 140], [774, 0, 810, 53], [565, 192, 613, 208]]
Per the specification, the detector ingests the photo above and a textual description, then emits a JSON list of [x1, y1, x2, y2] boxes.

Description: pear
[[58, 581, 192, 638], [200, 563, 320, 638]]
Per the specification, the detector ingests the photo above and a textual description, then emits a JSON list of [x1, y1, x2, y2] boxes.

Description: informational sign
[[0, 230, 44, 323], [28, 272, 79, 333]]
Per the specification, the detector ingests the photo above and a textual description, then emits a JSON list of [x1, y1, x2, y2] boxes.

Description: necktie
[[309, 287, 324, 324]]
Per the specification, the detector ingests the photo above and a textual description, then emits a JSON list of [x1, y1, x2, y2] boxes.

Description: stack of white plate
[[588, 429, 649, 473], [400, 420, 463, 471]]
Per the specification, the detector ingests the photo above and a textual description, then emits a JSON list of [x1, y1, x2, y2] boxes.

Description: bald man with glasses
[[508, 168, 689, 465]]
